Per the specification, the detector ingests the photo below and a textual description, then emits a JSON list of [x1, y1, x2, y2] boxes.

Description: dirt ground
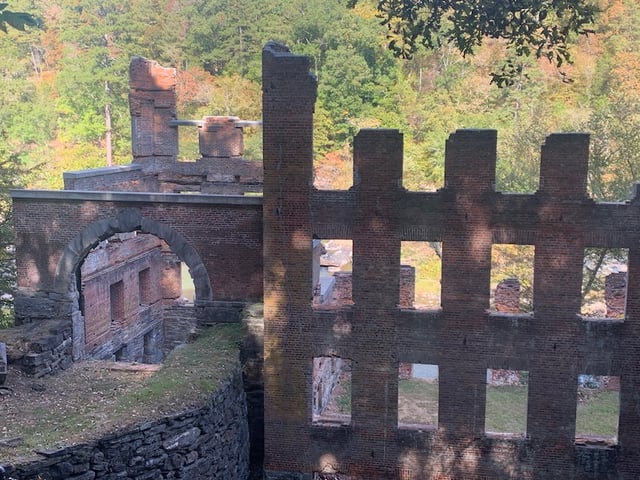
[[0, 362, 159, 462]]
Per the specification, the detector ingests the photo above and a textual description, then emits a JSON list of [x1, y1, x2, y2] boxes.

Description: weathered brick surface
[[605, 271, 627, 318], [262, 43, 640, 479], [12, 196, 263, 309]]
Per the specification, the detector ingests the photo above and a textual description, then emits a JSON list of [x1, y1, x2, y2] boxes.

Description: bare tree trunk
[[105, 103, 113, 167]]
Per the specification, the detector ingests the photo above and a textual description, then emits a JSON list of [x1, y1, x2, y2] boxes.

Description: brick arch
[[54, 207, 213, 301]]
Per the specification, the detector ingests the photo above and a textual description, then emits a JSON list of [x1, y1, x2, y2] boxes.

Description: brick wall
[[12, 194, 263, 310], [80, 234, 164, 362], [605, 271, 627, 318], [262, 43, 640, 480]]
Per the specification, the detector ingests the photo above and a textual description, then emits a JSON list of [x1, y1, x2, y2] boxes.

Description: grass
[[398, 378, 439, 426], [115, 323, 241, 411], [485, 385, 528, 434], [335, 374, 352, 414], [2, 324, 242, 462], [393, 379, 619, 440], [576, 389, 620, 438]]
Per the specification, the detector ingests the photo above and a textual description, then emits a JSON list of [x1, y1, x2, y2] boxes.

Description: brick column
[[262, 42, 317, 477], [129, 57, 178, 165], [439, 129, 496, 437], [529, 133, 590, 479], [350, 129, 402, 473], [617, 246, 640, 478], [199, 116, 244, 158]]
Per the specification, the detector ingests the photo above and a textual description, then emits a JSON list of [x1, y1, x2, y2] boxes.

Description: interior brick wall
[[80, 234, 163, 360], [262, 42, 640, 480]]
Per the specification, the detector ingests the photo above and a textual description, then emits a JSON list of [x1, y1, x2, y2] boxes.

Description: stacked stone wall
[[162, 304, 198, 356], [4, 320, 73, 377], [3, 368, 250, 480]]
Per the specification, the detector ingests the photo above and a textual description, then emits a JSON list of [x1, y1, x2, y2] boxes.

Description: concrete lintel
[[10, 189, 263, 206], [62, 164, 143, 180]]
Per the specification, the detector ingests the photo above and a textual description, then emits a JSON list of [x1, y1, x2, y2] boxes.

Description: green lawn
[[485, 385, 528, 434], [393, 379, 619, 440], [576, 389, 620, 438]]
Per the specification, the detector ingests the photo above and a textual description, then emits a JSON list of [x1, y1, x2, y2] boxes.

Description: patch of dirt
[[0, 362, 159, 462]]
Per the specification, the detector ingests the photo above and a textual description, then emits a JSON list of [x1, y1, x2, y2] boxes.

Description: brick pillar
[[262, 42, 317, 477], [529, 133, 590, 479], [495, 277, 521, 313], [605, 271, 627, 318], [350, 129, 402, 473], [160, 249, 181, 305], [617, 247, 640, 478], [399, 265, 415, 308], [538, 133, 589, 200], [129, 57, 177, 165], [199, 116, 244, 158], [440, 129, 496, 437]]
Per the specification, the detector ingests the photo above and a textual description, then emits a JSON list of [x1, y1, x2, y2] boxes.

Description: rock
[[162, 427, 201, 451]]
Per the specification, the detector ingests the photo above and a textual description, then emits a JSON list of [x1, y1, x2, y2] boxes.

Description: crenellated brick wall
[[261, 42, 640, 480]]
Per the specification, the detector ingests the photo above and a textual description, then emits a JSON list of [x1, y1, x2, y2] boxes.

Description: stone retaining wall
[[3, 368, 250, 480]]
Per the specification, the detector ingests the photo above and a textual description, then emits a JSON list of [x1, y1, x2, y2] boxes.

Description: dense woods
[[0, 0, 635, 323], [0, 0, 637, 197]]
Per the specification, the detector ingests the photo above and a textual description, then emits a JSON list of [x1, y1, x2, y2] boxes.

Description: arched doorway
[[54, 208, 212, 361]]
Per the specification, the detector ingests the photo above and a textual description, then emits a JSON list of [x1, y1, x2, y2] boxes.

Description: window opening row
[[109, 268, 153, 323], [313, 240, 629, 319], [312, 358, 619, 444]]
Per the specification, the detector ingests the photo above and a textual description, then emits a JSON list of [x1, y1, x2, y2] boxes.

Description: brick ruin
[[7, 57, 263, 377], [3, 43, 640, 479], [261, 42, 640, 479]]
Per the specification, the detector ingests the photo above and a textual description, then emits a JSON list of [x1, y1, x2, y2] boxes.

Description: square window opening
[[490, 244, 534, 313], [313, 151, 353, 190], [110, 280, 125, 324], [176, 124, 198, 163], [312, 356, 352, 426], [401, 242, 441, 309], [313, 240, 353, 306], [576, 374, 620, 445], [114, 344, 128, 362], [582, 248, 628, 319], [485, 368, 529, 436], [398, 363, 439, 429]]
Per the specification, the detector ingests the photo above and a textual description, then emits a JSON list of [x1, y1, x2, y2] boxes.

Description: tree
[[0, 3, 39, 33], [0, 139, 33, 327], [0, 3, 39, 326], [349, 0, 599, 86]]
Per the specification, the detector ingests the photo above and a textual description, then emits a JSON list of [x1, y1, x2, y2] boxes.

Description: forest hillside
[[0, 0, 637, 198]]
